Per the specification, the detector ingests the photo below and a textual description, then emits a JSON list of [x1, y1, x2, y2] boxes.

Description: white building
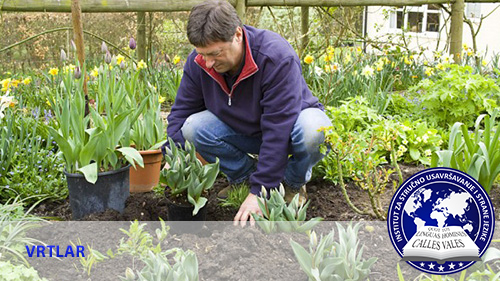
[[364, 3, 500, 61]]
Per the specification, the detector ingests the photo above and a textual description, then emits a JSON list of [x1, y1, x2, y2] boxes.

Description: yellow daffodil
[[344, 53, 352, 64], [411, 75, 418, 79], [116, 54, 125, 65], [22, 77, 31, 85], [10, 79, 20, 88], [324, 54, 333, 63], [462, 43, 468, 50], [90, 67, 99, 77], [137, 60, 147, 70], [482, 60, 487, 67], [1, 78, 11, 90], [158, 96, 166, 104], [467, 50, 474, 56], [425, 67, 435, 77], [404, 56, 412, 65], [436, 63, 444, 70], [424, 60, 429, 66], [173, 55, 181, 65], [46, 99, 51, 107], [361, 65, 374, 78], [356, 47, 362, 53], [303, 55, 314, 65], [326, 46, 335, 55], [49, 68, 59, 76]]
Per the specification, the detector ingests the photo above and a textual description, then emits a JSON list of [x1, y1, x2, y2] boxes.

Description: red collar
[[194, 27, 259, 96]]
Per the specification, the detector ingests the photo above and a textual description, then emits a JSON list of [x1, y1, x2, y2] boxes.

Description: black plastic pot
[[166, 200, 207, 234], [166, 199, 207, 221], [65, 165, 131, 220]]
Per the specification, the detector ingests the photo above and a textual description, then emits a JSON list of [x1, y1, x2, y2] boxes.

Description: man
[[166, 0, 332, 226]]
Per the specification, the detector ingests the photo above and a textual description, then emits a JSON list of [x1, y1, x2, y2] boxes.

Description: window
[[466, 3, 481, 19], [390, 5, 441, 33]]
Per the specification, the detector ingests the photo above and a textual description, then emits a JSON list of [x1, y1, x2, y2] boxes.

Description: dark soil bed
[[33, 164, 500, 222]]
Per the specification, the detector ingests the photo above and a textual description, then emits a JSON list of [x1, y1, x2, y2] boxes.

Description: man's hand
[[233, 193, 262, 227]]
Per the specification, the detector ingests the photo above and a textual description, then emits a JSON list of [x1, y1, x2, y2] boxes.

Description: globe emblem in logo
[[387, 168, 495, 275]]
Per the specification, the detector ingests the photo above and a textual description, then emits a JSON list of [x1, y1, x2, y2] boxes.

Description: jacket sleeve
[[165, 54, 205, 148], [249, 57, 302, 195]]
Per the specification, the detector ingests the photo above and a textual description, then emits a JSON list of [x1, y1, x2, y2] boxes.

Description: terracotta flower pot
[[129, 149, 163, 193]]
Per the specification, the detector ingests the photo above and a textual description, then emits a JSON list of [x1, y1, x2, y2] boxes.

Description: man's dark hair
[[187, 0, 243, 47]]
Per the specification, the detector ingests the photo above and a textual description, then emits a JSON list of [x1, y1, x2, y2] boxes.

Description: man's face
[[195, 27, 244, 74]]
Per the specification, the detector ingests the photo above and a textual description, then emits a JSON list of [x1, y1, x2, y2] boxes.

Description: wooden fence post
[[236, 0, 246, 23], [301, 6, 309, 57], [70, 0, 88, 115], [137, 11, 147, 62], [450, 0, 464, 64]]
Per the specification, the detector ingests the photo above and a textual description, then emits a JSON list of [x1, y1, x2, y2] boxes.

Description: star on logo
[[438, 265, 444, 271], [449, 263, 455, 269], [428, 263, 435, 269], [420, 262, 425, 267], [459, 262, 464, 267]]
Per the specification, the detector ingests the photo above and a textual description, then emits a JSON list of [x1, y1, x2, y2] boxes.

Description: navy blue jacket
[[166, 25, 322, 195]]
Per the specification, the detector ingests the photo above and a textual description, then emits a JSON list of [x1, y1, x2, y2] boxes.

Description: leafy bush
[[0, 261, 47, 281], [251, 185, 323, 233], [290, 223, 377, 281], [410, 64, 500, 128]]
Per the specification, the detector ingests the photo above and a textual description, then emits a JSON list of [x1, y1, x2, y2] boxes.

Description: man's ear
[[234, 26, 243, 43]]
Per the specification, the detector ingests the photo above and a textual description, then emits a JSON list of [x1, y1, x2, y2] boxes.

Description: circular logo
[[387, 168, 495, 275]]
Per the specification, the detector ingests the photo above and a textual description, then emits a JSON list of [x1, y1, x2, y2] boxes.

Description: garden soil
[[33, 163, 500, 222], [30, 164, 500, 280]]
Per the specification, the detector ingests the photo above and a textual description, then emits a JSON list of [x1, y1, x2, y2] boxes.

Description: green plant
[[321, 127, 400, 219], [129, 93, 166, 151], [218, 182, 250, 208], [0, 261, 48, 281], [0, 197, 44, 265], [120, 249, 199, 281], [160, 138, 220, 216], [432, 110, 500, 193], [74, 220, 170, 276], [0, 109, 67, 204], [47, 64, 144, 183], [410, 64, 500, 128], [251, 185, 323, 233], [290, 223, 377, 281]]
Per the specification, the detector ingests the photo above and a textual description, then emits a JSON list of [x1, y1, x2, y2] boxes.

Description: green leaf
[[117, 147, 144, 169], [78, 162, 98, 184]]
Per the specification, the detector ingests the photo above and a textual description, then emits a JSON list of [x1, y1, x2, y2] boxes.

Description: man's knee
[[181, 110, 216, 143], [294, 108, 332, 152]]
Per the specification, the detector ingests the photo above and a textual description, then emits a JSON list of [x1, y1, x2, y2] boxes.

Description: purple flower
[[129, 37, 136, 50], [74, 66, 82, 79], [105, 51, 112, 64], [60, 49, 67, 61], [101, 41, 108, 53]]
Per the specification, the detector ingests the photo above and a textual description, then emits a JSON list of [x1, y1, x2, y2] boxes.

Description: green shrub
[[410, 64, 500, 128], [0, 261, 47, 281]]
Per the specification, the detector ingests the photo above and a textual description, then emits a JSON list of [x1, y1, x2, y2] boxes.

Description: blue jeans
[[181, 108, 332, 189]]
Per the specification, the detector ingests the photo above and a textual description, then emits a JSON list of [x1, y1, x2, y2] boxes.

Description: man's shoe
[[284, 184, 308, 205], [217, 185, 235, 200]]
